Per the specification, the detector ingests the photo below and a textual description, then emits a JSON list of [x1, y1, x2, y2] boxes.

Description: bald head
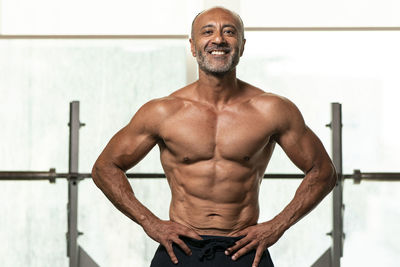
[[191, 7, 245, 41]]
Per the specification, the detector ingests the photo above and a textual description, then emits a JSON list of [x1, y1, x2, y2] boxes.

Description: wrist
[[268, 215, 291, 233], [139, 213, 159, 230]]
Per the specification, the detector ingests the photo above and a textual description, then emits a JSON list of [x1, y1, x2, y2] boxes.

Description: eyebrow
[[200, 24, 238, 30]]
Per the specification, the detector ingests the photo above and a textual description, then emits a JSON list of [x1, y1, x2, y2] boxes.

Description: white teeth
[[211, 51, 226, 55]]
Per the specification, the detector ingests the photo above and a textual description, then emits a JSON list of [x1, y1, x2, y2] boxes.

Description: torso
[[156, 81, 280, 235]]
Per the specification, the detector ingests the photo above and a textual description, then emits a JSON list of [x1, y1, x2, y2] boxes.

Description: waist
[[169, 190, 260, 235], [182, 235, 244, 247], [171, 210, 258, 236]]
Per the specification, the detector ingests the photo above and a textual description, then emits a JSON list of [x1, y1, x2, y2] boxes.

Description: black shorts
[[150, 235, 274, 267]]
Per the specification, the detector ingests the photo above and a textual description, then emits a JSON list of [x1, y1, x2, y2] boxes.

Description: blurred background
[[0, 0, 399, 266]]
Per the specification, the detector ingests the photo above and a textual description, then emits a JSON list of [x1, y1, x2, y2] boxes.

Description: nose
[[211, 30, 226, 45]]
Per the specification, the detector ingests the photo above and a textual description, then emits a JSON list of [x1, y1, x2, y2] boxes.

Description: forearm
[[91, 159, 159, 228], [270, 162, 337, 232]]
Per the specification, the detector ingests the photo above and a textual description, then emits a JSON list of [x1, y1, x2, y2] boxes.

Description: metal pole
[[67, 101, 81, 267], [0, 172, 306, 180], [2, 170, 400, 181], [331, 103, 344, 267]]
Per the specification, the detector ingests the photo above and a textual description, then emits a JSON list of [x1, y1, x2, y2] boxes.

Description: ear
[[240, 38, 246, 57], [189, 38, 196, 57]]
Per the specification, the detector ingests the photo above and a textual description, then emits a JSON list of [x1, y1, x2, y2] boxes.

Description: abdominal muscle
[[165, 160, 262, 236], [170, 197, 260, 236]]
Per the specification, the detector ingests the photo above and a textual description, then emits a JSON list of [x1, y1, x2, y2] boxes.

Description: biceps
[[101, 126, 158, 171], [277, 126, 328, 174]]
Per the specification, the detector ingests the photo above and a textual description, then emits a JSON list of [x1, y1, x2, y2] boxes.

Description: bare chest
[[159, 104, 274, 162]]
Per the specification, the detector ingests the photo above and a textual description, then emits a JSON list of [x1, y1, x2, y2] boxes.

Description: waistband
[[181, 235, 244, 261]]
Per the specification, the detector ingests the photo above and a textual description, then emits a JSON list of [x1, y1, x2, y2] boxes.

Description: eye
[[224, 29, 236, 35], [203, 30, 213, 35]]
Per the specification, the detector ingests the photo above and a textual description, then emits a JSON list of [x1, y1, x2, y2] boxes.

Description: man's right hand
[[142, 219, 203, 264]]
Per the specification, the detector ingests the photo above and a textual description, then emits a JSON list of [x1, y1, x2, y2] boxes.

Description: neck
[[195, 69, 241, 106]]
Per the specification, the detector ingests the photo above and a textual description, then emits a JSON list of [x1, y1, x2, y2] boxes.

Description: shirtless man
[[92, 7, 337, 267]]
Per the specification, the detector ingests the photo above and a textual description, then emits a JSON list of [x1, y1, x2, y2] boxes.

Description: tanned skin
[[92, 7, 337, 267]]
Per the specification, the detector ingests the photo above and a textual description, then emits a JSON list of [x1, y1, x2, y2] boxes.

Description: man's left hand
[[225, 220, 285, 267]]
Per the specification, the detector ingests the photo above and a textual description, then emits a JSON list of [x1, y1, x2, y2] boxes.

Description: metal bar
[[78, 246, 100, 267], [311, 247, 332, 267], [356, 173, 400, 178], [0, 169, 56, 181], [1, 171, 400, 181], [0, 172, 305, 180], [351, 171, 400, 182], [331, 103, 344, 267], [67, 101, 80, 267]]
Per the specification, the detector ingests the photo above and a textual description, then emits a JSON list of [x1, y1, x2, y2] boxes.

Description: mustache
[[205, 45, 231, 53]]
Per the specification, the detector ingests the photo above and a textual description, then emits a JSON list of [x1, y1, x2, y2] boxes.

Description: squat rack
[[1, 101, 400, 267]]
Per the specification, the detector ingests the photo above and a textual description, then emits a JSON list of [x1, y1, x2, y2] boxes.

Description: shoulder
[[247, 86, 296, 114], [237, 81, 289, 109], [127, 95, 185, 136], [248, 88, 305, 132], [138, 96, 184, 117], [133, 83, 196, 124]]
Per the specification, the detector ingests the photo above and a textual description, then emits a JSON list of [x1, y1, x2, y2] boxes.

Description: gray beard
[[195, 48, 240, 75]]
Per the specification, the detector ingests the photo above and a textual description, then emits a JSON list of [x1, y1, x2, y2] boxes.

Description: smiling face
[[190, 7, 246, 75]]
